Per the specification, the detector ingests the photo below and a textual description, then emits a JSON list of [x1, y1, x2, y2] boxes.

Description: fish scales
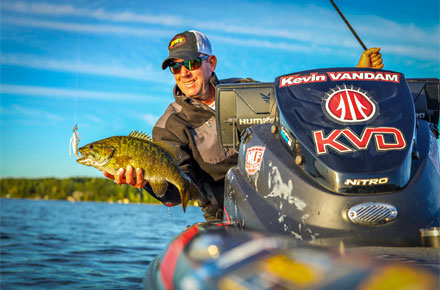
[[77, 133, 199, 211], [89, 136, 185, 193]]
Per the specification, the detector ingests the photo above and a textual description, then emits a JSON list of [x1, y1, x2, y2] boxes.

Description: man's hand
[[103, 166, 148, 189], [357, 47, 384, 69]]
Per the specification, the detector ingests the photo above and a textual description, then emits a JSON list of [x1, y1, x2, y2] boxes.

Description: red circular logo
[[325, 87, 376, 123]]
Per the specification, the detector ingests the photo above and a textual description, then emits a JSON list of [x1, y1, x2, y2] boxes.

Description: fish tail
[[179, 181, 200, 212]]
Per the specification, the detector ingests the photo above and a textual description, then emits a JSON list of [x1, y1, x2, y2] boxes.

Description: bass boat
[[145, 68, 440, 290]]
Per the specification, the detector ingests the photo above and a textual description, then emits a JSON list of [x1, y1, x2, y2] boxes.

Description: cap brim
[[161, 50, 201, 70]]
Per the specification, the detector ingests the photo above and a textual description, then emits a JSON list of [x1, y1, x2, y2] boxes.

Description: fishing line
[[70, 8, 81, 159], [74, 21, 80, 126]]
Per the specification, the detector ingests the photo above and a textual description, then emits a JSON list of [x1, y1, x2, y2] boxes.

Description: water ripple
[[0, 199, 203, 289]]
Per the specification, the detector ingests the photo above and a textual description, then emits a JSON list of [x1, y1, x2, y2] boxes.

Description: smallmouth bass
[[76, 131, 199, 211]]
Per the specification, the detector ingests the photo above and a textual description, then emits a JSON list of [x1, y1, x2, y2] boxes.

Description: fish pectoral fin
[[150, 180, 168, 197]]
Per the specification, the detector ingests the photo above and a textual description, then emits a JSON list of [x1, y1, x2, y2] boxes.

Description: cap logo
[[169, 36, 186, 49], [323, 85, 377, 124]]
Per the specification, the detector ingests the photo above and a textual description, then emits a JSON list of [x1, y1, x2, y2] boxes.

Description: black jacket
[[144, 73, 254, 220]]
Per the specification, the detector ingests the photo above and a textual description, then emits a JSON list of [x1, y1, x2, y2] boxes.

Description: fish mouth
[[76, 155, 112, 167], [76, 155, 90, 165], [78, 147, 86, 157], [94, 157, 112, 166], [76, 147, 114, 167], [76, 149, 86, 164]]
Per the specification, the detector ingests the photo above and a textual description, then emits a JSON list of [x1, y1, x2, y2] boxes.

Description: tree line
[[0, 177, 163, 204]]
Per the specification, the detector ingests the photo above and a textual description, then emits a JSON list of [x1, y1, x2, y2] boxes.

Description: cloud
[[209, 35, 315, 53], [1, 104, 64, 125], [83, 114, 105, 125], [141, 114, 159, 126], [2, 16, 171, 37], [3, 1, 77, 15], [380, 44, 440, 63], [2, 1, 182, 26], [2, 15, 348, 53], [2, 2, 438, 62], [357, 15, 440, 48], [0, 53, 169, 83], [2, 3, 349, 48], [1, 84, 170, 103]]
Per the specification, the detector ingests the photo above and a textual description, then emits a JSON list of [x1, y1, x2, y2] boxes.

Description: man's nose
[[179, 66, 191, 76]]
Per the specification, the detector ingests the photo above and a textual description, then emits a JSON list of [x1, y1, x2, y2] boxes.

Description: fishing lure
[[69, 124, 81, 159]]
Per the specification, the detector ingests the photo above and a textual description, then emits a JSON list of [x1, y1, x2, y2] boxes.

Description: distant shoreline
[[0, 177, 161, 204], [0, 177, 197, 206]]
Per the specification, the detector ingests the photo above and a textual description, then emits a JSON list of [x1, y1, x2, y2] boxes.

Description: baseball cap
[[161, 30, 212, 70]]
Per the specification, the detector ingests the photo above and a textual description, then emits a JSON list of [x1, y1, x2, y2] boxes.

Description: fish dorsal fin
[[129, 131, 181, 161], [155, 140, 181, 161], [129, 131, 153, 141]]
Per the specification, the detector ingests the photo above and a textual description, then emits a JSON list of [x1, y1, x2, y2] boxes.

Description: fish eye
[[89, 144, 94, 149]]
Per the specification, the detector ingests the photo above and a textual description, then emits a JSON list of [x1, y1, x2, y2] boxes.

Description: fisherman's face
[[173, 55, 217, 102]]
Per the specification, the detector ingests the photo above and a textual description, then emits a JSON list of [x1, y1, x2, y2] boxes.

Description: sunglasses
[[169, 55, 209, 74]]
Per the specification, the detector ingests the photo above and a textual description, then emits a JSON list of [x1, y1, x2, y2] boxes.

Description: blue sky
[[1, 0, 439, 178]]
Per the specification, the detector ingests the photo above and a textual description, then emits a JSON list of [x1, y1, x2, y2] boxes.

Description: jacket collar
[[171, 73, 217, 127]]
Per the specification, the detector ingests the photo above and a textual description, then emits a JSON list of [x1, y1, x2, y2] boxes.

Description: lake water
[[0, 198, 204, 289]]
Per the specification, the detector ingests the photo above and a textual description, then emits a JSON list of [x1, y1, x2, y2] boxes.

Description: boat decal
[[279, 71, 400, 88], [344, 177, 389, 186], [280, 126, 293, 147], [279, 72, 327, 87], [323, 85, 377, 124], [429, 134, 440, 174], [312, 127, 406, 155], [245, 146, 266, 175], [327, 71, 400, 83], [160, 225, 199, 290], [263, 255, 323, 286], [223, 206, 231, 224], [216, 238, 278, 269], [360, 265, 437, 290]]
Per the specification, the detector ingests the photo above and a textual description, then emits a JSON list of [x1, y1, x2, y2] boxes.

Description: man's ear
[[208, 55, 217, 72]]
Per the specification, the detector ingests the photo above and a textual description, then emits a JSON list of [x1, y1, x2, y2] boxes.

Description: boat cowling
[[223, 68, 439, 247], [275, 68, 415, 194]]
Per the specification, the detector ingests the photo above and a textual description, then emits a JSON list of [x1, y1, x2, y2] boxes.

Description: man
[[104, 30, 384, 221]]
